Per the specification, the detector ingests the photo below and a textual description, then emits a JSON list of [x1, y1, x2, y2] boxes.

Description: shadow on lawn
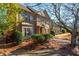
[[9, 44, 36, 55], [9, 45, 75, 56]]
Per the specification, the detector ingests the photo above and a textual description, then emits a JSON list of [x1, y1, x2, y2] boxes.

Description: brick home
[[17, 5, 51, 37]]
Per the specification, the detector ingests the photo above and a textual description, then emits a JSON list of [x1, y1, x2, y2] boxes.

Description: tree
[[0, 4, 21, 33], [25, 3, 79, 47], [52, 3, 79, 47], [6, 3, 21, 30], [0, 3, 23, 41], [0, 4, 8, 36]]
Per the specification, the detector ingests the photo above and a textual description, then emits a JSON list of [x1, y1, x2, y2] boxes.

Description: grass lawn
[[54, 33, 71, 40]]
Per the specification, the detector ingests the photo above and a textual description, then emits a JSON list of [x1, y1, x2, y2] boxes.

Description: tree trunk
[[71, 32, 77, 47], [71, 15, 78, 47]]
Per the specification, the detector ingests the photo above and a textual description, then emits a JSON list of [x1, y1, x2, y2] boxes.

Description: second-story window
[[29, 16, 33, 23], [21, 13, 33, 23]]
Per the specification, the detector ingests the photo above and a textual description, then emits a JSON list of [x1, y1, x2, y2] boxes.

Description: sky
[[21, 3, 74, 23], [20, 3, 79, 28], [21, 3, 54, 19]]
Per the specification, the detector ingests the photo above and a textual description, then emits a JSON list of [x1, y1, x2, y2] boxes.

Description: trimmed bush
[[31, 34, 39, 40], [10, 30, 22, 44], [43, 34, 53, 39], [43, 34, 53, 42], [31, 34, 53, 45], [31, 34, 45, 45]]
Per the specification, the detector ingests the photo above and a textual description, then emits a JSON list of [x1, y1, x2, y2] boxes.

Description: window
[[24, 28, 31, 37], [29, 16, 33, 22], [21, 13, 33, 23]]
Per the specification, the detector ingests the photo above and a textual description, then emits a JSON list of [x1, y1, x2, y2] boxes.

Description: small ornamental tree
[[10, 30, 22, 44]]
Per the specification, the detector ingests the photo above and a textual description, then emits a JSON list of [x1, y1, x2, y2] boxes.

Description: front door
[[40, 27, 43, 34]]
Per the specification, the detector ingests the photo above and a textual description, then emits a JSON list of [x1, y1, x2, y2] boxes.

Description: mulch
[[0, 40, 34, 55]]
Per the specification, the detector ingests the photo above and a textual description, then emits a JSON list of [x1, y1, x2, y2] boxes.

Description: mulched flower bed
[[0, 40, 34, 55]]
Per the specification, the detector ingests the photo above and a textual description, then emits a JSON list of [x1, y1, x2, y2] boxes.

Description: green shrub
[[43, 34, 53, 40], [31, 34, 53, 45], [61, 28, 66, 33], [50, 30, 55, 36], [11, 30, 22, 44], [31, 34, 39, 40], [31, 34, 45, 45]]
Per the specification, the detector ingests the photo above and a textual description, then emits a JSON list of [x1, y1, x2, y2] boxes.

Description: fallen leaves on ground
[[48, 40, 63, 48], [33, 45, 47, 50], [0, 40, 33, 55], [72, 46, 79, 55], [0, 36, 71, 56]]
